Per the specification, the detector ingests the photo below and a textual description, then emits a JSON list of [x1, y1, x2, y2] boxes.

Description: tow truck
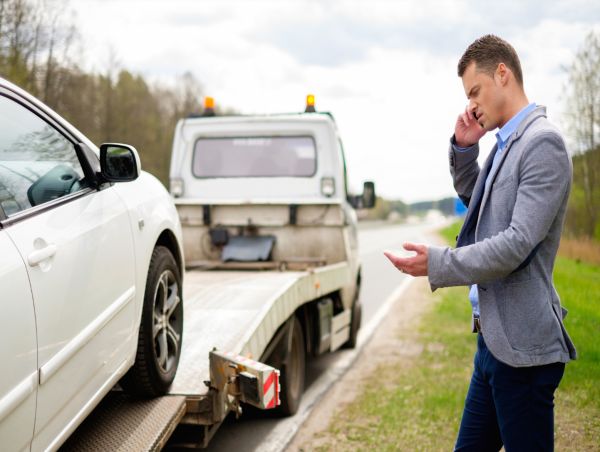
[[60, 96, 375, 450]]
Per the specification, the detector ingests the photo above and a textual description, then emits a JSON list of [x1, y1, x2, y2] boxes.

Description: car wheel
[[276, 315, 305, 416], [120, 246, 183, 396]]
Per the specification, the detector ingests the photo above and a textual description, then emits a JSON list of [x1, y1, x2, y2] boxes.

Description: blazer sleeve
[[428, 131, 571, 290], [449, 135, 480, 207]]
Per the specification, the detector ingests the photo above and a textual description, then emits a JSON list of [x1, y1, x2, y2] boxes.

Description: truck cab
[[169, 101, 374, 313]]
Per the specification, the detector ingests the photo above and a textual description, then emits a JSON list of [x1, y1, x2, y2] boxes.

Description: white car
[[0, 77, 185, 452]]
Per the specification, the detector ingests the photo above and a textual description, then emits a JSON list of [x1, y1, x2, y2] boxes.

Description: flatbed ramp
[[170, 263, 348, 395], [58, 263, 349, 450], [59, 394, 186, 452]]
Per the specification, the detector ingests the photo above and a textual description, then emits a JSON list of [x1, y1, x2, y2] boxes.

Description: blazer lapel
[[457, 146, 496, 247], [478, 107, 548, 218], [478, 140, 514, 217]]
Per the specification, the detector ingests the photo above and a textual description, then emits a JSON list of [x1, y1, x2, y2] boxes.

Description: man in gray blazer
[[385, 35, 576, 451]]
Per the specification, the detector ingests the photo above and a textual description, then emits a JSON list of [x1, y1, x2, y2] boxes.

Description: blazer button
[[450, 155, 454, 166]]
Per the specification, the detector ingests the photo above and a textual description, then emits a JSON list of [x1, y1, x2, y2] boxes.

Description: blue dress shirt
[[457, 103, 536, 318]]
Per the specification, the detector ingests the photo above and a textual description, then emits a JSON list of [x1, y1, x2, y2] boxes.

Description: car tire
[[272, 315, 305, 416], [120, 246, 183, 397]]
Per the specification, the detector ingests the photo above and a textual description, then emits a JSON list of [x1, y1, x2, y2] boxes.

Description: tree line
[[0, 0, 231, 186], [563, 31, 600, 241], [1, 0, 597, 239]]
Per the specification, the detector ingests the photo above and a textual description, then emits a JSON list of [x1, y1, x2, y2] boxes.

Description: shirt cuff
[[453, 136, 470, 151]]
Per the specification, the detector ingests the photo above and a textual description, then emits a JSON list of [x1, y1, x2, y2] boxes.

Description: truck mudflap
[[209, 350, 280, 413]]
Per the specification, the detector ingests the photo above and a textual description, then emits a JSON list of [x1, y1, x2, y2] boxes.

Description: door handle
[[28, 244, 57, 267]]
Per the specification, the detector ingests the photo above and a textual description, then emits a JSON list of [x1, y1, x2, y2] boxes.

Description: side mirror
[[347, 181, 376, 209], [100, 143, 141, 182], [362, 181, 375, 208]]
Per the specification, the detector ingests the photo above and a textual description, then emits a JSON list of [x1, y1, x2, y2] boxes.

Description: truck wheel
[[344, 298, 362, 349], [120, 246, 183, 396], [277, 316, 305, 416]]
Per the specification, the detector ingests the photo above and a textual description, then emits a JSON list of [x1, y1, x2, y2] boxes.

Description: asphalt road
[[177, 221, 435, 452]]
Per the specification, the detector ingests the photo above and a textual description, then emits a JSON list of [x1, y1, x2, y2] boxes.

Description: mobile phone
[[473, 111, 483, 128]]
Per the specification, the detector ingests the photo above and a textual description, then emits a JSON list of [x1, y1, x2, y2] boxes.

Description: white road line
[[258, 276, 415, 452]]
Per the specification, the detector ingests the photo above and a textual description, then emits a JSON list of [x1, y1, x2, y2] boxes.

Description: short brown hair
[[458, 35, 524, 87]]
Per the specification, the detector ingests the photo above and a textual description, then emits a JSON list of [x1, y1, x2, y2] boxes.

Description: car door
[[0, 92, 137, 451], [0, 231, 38, 452]]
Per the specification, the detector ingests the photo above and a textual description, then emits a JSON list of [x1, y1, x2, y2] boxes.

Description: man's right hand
[[455, 105, 487, 148]]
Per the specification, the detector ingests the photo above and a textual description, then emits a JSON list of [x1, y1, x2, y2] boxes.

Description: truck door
[[0, 232, 38, 452], [0, 92, 137, 452]]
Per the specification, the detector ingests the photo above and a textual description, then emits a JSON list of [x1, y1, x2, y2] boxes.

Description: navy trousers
[[455, 334, 565, 451]]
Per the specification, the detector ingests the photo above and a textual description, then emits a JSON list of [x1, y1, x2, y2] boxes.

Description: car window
[[0, 95, 86, 217]]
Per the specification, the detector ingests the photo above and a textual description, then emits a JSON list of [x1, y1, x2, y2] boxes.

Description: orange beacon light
[[305, 94, 316, 113], [202, 97, 215, 117]]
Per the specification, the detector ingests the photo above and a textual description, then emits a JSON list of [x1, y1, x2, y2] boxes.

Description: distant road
[[175, 221, 436, 452]]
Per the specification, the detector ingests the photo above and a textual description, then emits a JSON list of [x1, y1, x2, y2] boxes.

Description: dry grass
[[558, 236, 600, 266]]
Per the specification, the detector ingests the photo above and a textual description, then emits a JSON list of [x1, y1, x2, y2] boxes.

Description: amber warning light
[[305, 94, 316, 113], [202, 97, 216, 117]]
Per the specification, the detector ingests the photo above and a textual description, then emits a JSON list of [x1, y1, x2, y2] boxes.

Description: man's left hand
[[383, 242, 429, 277]]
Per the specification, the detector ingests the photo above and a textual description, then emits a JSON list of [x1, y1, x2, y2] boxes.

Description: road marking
[[258, 276, 415, 452]]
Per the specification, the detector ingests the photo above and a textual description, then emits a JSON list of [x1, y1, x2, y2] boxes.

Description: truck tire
[[344, 298, 362, 349], [120, 246, 183, 396], [277, 315, 305, 416]]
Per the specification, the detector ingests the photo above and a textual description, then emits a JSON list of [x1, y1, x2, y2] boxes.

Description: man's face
[[461, 62, 505, 131]]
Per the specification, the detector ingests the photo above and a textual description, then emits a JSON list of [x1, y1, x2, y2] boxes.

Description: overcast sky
[[71, 0, 599, 203]]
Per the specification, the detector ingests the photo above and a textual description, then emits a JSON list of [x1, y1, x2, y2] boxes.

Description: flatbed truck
[[59, 97, 375, 450]]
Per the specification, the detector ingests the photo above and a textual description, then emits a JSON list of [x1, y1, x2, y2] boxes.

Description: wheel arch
[[155, 229, 184, 279]]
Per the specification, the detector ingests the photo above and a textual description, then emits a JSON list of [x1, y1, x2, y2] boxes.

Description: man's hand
[[455, 105, 487, 148], [383, 242, 429, 277]]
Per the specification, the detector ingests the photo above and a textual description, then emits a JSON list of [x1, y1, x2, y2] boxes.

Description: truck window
[[192, 136, 316, 178]]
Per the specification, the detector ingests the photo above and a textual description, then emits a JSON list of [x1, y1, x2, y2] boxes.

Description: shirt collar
[[495, 102, 536, 151]]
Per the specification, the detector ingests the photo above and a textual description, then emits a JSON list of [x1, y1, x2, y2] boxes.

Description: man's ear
[[496, 62, 509, 86]]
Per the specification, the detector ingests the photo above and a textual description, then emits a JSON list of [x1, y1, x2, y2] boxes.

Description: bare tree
[[564, 30, 600, 237], [0, 0, 237, 190]]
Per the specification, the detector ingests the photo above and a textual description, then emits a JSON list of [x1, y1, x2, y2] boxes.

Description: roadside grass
[[437, 219, 462, 246], [318, 221, 600, 451], [553, 256, 600, 448], [321, 280, 473, 450], [558, 236, 600, 266]]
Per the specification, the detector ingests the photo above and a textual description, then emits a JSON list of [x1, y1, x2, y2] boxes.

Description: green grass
[[320, 221, 600, 450], [552, 256, 600, 447], [554, 257, 600, 405], [323, 283, 474, 451], [438, 219, 462, 246]]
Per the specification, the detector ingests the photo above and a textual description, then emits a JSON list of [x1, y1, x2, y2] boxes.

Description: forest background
[[1, 0, 598, 243]]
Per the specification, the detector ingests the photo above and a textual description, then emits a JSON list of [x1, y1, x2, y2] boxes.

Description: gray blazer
[[428, 105, 577, 367]]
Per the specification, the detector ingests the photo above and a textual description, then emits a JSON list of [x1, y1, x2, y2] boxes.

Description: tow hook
[[224, 363, 243, 418], [209, 349, 281, 415]]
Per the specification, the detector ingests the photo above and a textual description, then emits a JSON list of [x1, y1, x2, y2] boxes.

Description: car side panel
[[0, 232, 38, 452], [6, 187, 136, 452]]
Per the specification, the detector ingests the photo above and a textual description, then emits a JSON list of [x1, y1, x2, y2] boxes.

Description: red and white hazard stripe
[[263, 370, 280, 408]]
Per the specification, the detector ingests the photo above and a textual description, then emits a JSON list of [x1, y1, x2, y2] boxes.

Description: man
[[384, 35, 577, 451]]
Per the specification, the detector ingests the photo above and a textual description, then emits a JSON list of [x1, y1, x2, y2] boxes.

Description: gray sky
[[71, 0, 599, 203]]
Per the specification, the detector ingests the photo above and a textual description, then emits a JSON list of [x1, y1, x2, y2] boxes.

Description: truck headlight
[[321, 177, 335, 197], [170, 178, 184, 197]]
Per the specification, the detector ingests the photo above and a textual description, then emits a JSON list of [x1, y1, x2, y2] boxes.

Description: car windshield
[[192, 136, 316, 178]]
